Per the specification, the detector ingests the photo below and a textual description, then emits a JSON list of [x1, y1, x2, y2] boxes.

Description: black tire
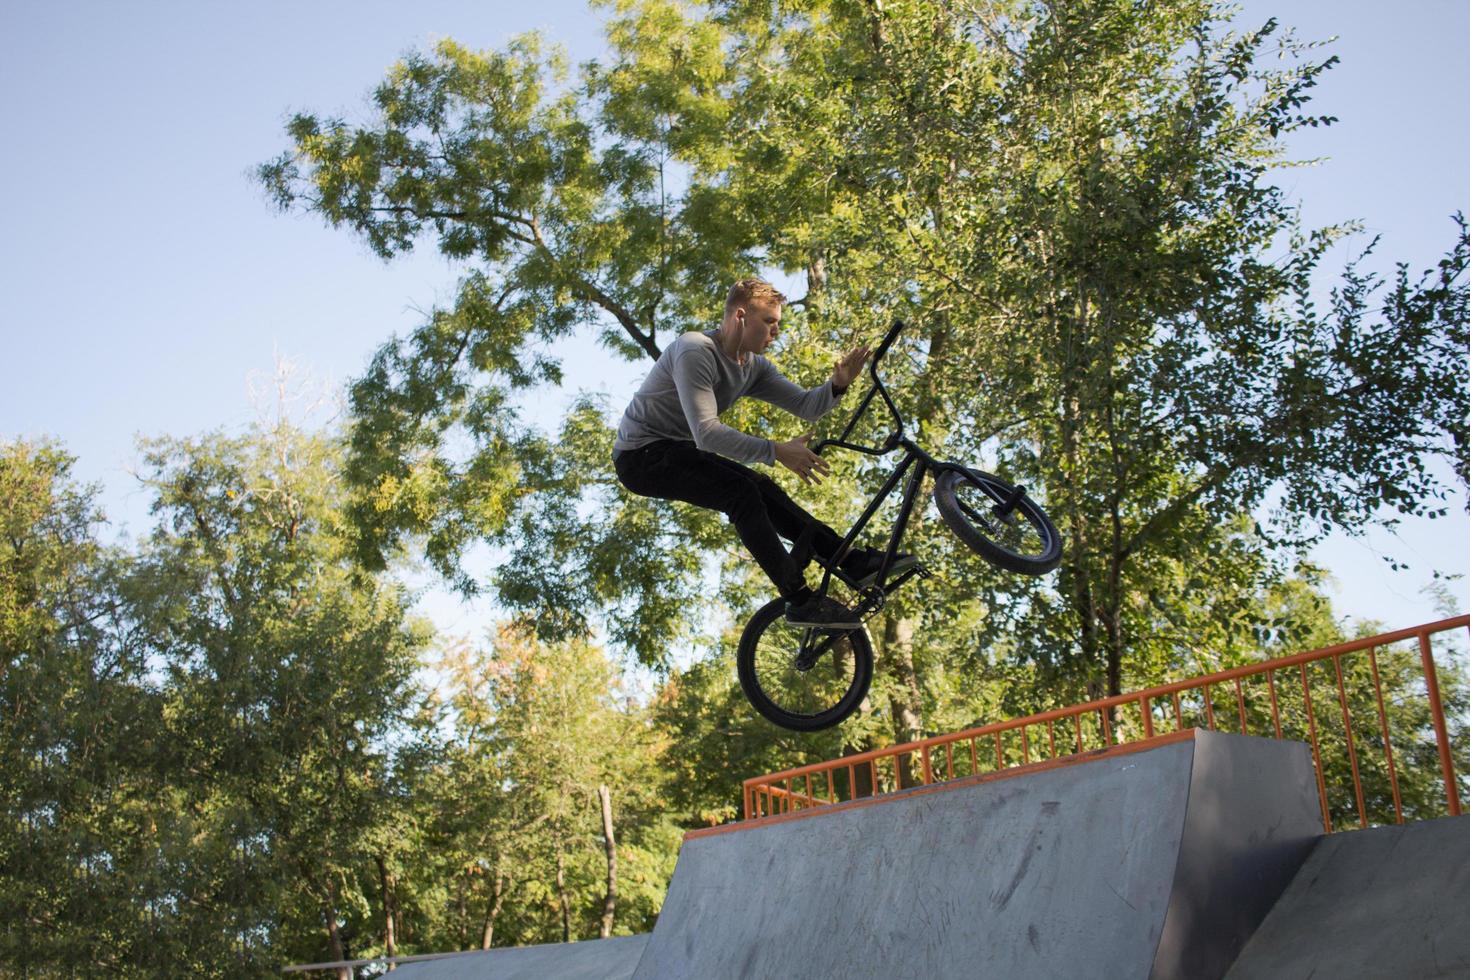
[[736, 596, 873, 732], [932, 465, 1063, 575]]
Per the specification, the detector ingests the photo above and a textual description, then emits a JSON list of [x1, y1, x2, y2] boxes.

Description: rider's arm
[[746, 357, 842, 422], [672, 345, 777, 464]]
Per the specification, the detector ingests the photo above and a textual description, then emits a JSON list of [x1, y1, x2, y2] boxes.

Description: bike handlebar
[[871, 319, 905, 367], [813, 319, 910, 456]]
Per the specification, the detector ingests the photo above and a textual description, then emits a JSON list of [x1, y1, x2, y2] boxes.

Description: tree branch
[[525, 216, 661, 360]]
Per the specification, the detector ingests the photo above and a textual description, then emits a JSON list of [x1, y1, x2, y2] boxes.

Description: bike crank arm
[[855, 564, 930, 613], [792, 565, 931, 671]]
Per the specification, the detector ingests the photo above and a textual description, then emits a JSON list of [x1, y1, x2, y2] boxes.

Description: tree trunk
[[840, 740, 877, 798], [1102, 327, 1128, 713], [869, 311, 952, 779], [555, 847, 572, 943], [882, 612, 924, 787], [598, 784, 618, 938], [1057, 301, 1101, 708], [376, 855, 397, 970], [326, 878, 350, 980], [456, 871, 468, 949], [805, 254, 828, 314], [481, 860, 507, 950]]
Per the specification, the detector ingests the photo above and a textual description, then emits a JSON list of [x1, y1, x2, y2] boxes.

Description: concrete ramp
[[385, 934, 648, 979], [1224, 814, 1470, 979], [630, 730, 1321, 980]]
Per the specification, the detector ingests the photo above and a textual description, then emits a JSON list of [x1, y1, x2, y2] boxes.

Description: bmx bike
[[735, 318, 1063, 732]]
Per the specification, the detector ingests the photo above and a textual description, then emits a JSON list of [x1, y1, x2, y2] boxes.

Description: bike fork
[[994, 481, 1027, 517]]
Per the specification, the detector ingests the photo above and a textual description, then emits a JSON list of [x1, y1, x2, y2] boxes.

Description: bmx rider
[[611, 278, 915, 629]]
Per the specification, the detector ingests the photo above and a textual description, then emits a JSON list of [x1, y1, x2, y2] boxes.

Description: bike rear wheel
[[736, 596, 873, 732], [932, 466, 1062, 575]]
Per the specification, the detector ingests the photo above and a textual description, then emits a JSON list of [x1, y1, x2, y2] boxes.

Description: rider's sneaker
[[839, 548, 919, 589], [785, 593, 862, 630]]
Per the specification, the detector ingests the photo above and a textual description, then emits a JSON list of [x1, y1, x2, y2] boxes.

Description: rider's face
[[737, 299, 782, 354]]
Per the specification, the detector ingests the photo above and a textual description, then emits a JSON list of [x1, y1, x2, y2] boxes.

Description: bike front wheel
[[736, 597, 873, 732], [932, 466, 1063, 575]]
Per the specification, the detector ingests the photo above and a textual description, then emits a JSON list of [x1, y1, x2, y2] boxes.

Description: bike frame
[[780, 318, 1042, 674], [808, 319, 950, 614]]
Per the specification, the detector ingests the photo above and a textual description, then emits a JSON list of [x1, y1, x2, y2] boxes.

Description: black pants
[[614, 440, 847, 598]]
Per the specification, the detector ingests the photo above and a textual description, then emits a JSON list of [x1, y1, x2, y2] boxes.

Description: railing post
[[1420, 632, 1462, 816], [1267, 670, 1283, 739], [1300, 662, 1333, 833]]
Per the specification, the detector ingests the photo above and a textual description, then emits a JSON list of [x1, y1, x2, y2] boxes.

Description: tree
[[0, 442, 166, 974], [412, 625, 676, 950], [123, 423, 431, 974], [258, 0, 1468, 747], [692, 0, 1470, 710]]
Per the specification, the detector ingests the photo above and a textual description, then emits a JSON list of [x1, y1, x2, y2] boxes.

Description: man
[[612, 278, 915, 628]]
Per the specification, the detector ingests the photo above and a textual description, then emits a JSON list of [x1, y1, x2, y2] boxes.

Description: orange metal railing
[[743, 615, 1470, 834]]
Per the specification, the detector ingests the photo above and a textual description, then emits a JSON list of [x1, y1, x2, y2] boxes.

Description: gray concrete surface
[[383, 934, 649, 979], [1224, 814, 1470, 980], [630, 730, 1320, 980], [1150, 732, 1323, 979]]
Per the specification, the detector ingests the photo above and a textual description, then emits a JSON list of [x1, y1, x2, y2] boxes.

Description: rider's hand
[[775, 433, 831, 485], [831, 345, 872, 392]]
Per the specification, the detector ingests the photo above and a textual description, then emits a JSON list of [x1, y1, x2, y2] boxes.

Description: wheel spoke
[[752, 623, 858, 719], [739, 595, 874, 731], [954, 479, 1048, 560]]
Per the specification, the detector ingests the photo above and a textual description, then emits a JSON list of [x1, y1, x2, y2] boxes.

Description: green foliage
[[0, 429, 436, 975], [127, 425, 434, 972], [26, 422, 1458, 974], [408, 626, 678, 951], [260, 0, 1468, 734], [693, 0, 1470, 710], [0, 442, 166, 973], [0, 6, 1425, 964], [12, 0, 1470, 951]]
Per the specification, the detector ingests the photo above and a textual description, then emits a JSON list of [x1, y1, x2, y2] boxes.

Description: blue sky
[[2, 0, 1466, 639]]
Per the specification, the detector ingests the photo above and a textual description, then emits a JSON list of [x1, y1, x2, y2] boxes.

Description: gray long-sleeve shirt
[[612, 330, 841, 465]]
